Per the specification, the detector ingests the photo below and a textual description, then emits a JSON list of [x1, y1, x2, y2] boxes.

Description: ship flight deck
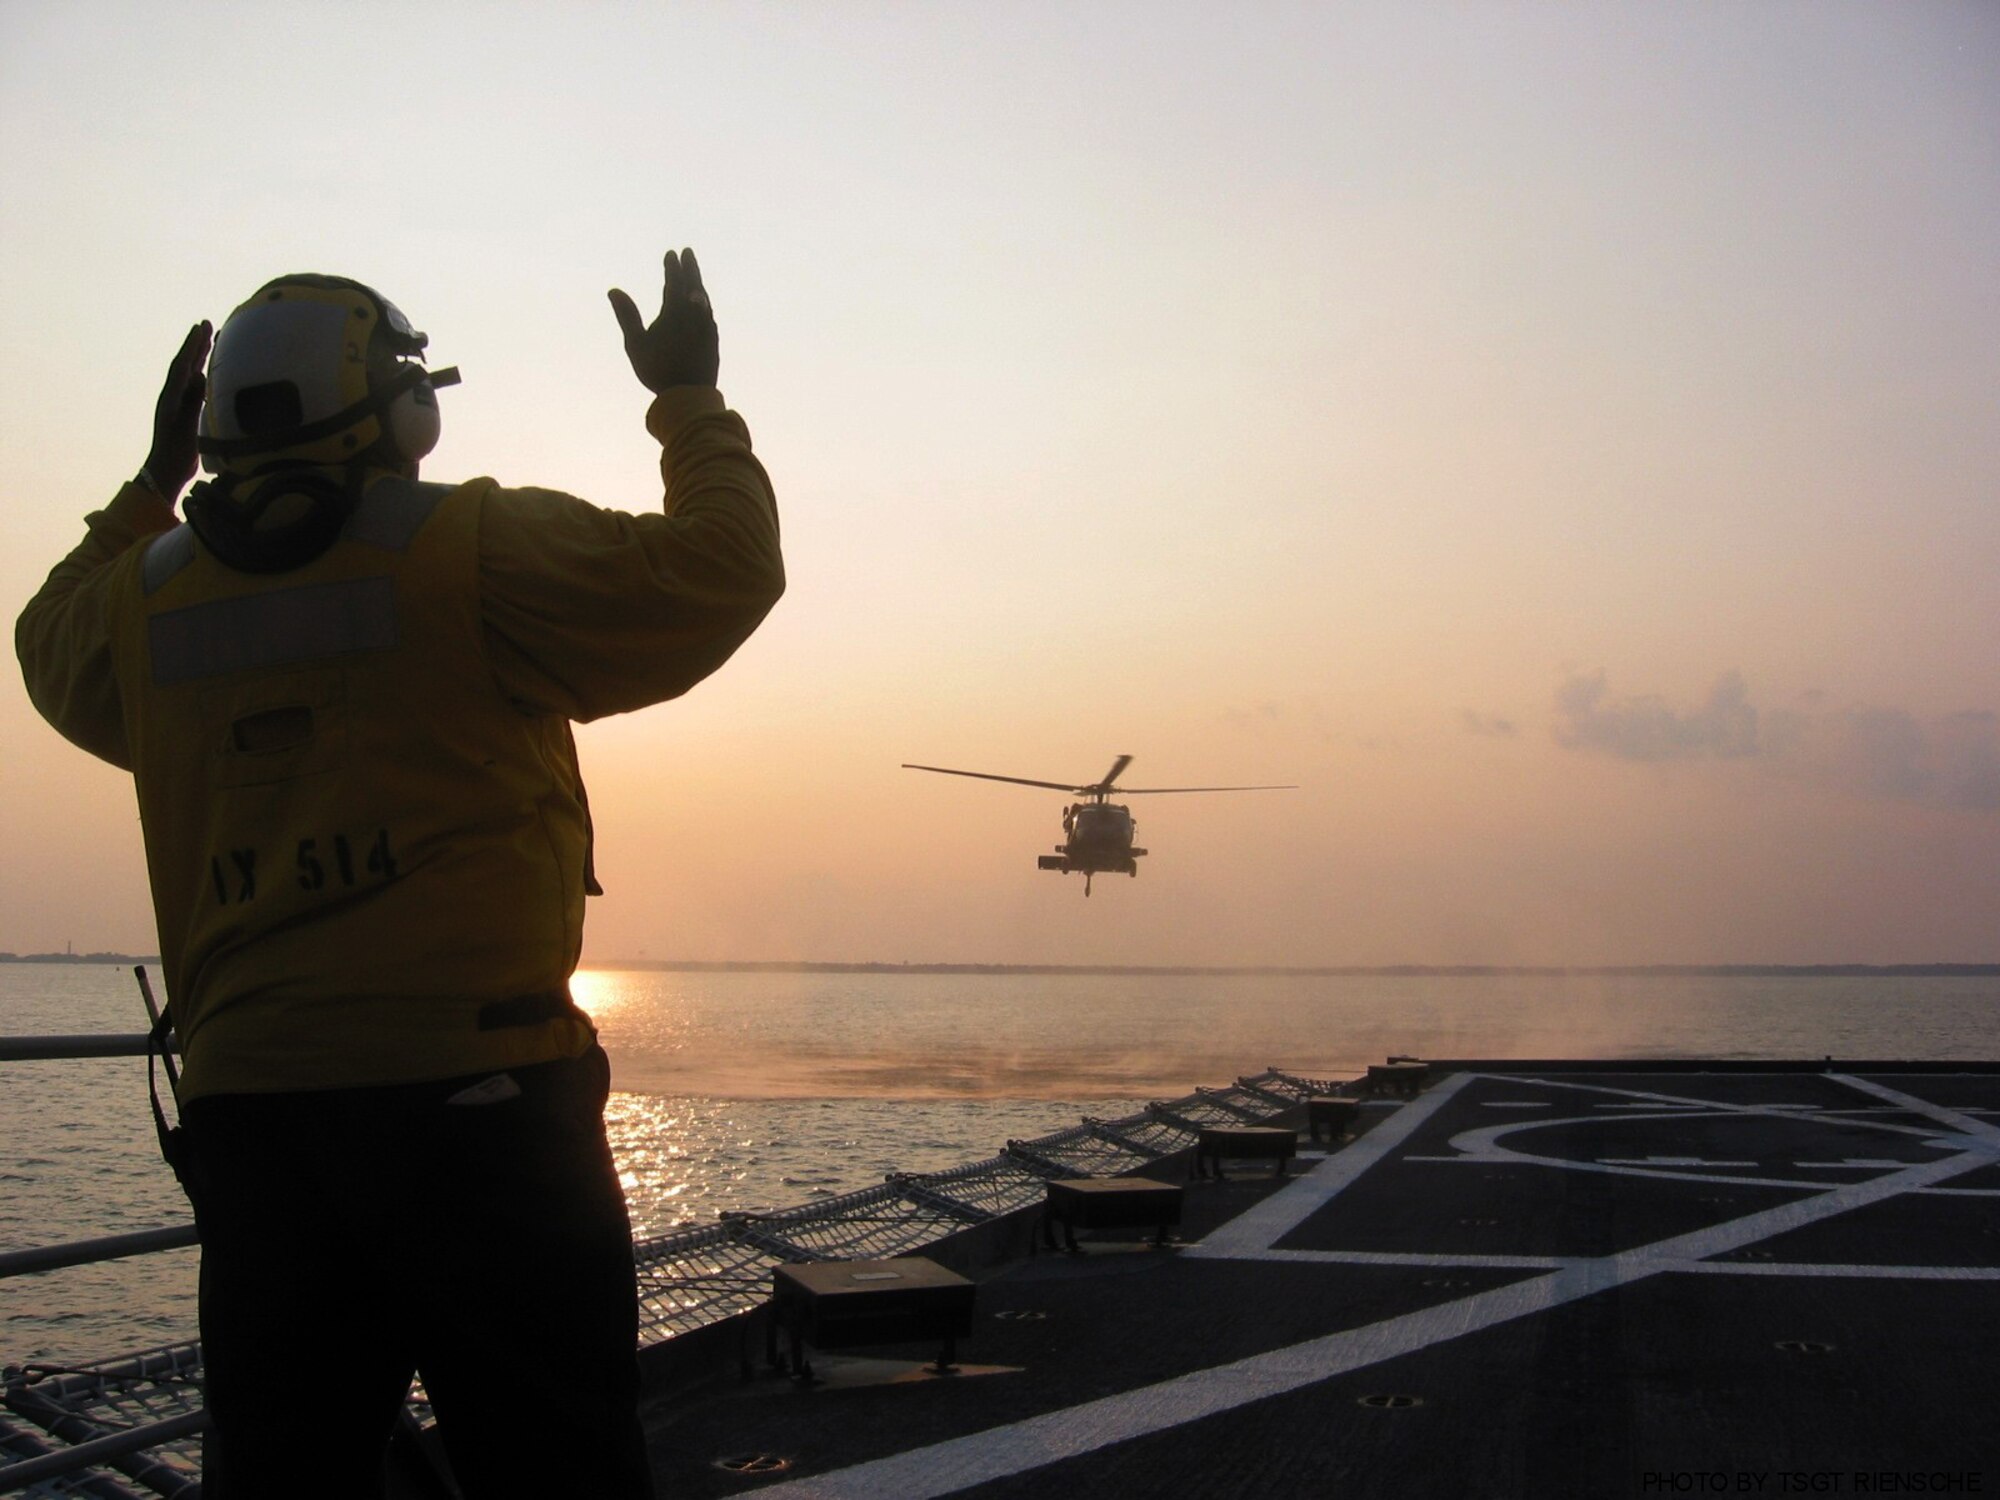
[[651, 1063, 2000, 1499]]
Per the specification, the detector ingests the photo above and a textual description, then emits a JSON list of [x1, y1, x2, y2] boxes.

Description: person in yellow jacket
[[15, 248, 782, 1498]]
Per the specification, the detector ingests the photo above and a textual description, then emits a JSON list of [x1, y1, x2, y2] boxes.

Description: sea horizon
[[3, 953, 1997, 977]]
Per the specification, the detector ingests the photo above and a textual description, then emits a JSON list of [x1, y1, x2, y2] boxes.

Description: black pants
[[179, 1046, 654, 1498]]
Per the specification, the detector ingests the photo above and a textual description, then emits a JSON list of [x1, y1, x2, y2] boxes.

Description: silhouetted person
[[15, 248, 783, 1497]]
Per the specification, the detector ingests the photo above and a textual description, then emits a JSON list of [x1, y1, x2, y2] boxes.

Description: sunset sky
[[3, 2, 1995, 967]]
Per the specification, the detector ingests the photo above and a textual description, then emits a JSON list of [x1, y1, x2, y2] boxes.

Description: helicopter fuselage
[[1037, 802, 1147, 879]]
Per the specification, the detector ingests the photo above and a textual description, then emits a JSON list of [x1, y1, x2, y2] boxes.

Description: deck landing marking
[[1829, 1071, 2000, 1145], [757, 1074, 1999, 1500], [1793, 1158, 1917, 1169], [1599, 1157, 1758, 1167], [1204, 1246, 2000, 1281], [1598, 1101, 1702, 1109], [1673, 1259, 2000, 1280], [1185, 1071, 1474, 1259]]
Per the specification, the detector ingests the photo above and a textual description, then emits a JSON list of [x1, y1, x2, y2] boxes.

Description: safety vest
[[107, 474, 595, 1101]]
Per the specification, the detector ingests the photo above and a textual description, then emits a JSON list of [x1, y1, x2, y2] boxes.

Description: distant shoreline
[[0, 953, 158, 966], [591, 961, 2000, 977], [4, 954, 1993, 978]]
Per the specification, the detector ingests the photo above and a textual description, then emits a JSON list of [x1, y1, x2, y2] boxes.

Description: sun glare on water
[[568, 969, 623, 1020]]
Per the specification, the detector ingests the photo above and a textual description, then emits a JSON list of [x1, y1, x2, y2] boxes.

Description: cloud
[[1220, 697, 1340, 746], [1222, 701, 1285, 729], [1553, 673, 1998, 813], [1554, 670, 1759, 761], [1460, 710, 1518, 738], [1765, 704, 2000, 812]]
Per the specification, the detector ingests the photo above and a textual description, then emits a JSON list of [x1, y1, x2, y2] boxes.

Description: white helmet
[[198, 273, 459, 474]]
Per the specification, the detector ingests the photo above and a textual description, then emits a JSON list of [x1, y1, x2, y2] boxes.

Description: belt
[[475, 990, 588, 1031]]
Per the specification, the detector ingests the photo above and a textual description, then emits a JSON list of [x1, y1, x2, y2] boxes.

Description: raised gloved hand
[[607, 248, 719, 393], [142, 320, 213, 501]]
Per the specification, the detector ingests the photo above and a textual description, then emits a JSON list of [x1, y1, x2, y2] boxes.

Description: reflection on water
[[603, 1093, 1128, 1241], [566, 967, 622, 1022]]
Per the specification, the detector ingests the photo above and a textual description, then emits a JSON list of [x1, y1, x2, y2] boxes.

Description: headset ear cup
[[384, 380, 441, 463]]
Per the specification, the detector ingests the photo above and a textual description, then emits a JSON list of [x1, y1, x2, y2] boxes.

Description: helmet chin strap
[[183, 464, 368, 575]]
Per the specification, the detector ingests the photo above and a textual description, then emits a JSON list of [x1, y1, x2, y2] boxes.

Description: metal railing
[[0, 1035, 161, 1063], [0, 1226, 200, 1282], [0, 997, 193, 1287], [3, 968, 204, 1495]]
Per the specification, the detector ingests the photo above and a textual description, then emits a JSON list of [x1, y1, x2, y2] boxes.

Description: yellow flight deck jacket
[[16, 388, 782, 1101]]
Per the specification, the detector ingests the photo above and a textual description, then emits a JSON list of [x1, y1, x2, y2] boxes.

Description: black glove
[[142, 321, 213, 500], [607, 248, 720, 393]]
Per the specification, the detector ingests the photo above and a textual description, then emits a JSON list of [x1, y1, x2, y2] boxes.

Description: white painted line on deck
[[1541, 1078, 1856, 1120], [1791, 1159, 1916, 1169], [1434, 1113, 1845, 1192], [1195, 1247, 1576, 1270], [1598, 1157, 1758, 1168], [1598, 1101, 1704, 1109], [1184, 1071, 1475, 1259], [1670, 1258, 2000, 1281], [1829, 1074, 2000, 1148], [1201, 1247, 2000, 1281]]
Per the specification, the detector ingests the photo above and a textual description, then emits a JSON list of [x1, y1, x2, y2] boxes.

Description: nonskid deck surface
[[653, 1068, 2000, 1499]]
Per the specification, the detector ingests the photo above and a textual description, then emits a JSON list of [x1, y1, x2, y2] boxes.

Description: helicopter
[[901, 755, 1295, 895]]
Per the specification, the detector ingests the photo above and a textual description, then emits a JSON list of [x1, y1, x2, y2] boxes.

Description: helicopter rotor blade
[[1092, 754, 1134, 793], [1116, 784, 1299, 795], [901, 764, 1089, 794], [903, 759, 1295, 797]]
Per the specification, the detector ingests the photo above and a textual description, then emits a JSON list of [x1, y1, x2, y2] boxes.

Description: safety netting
[[0, 1346, 203, 1498]]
